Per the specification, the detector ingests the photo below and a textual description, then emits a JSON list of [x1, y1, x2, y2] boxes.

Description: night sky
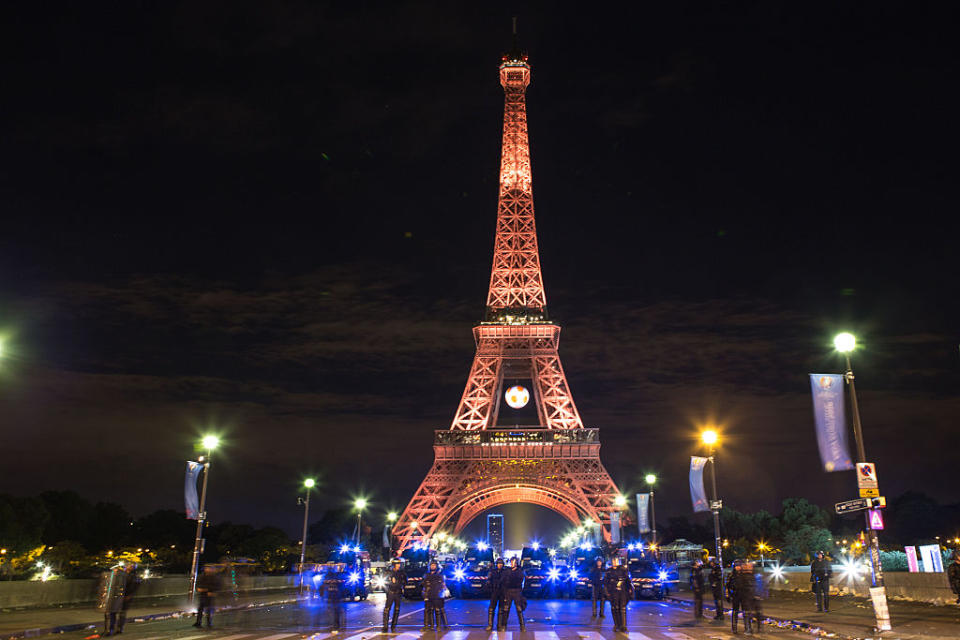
[[1, 2, 958, 541]]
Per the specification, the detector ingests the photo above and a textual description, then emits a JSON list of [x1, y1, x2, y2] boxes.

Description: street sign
[[872, 496, 886, 508], [857, 462, 878, 490], [835, 498, 870, 514], [868, 509, 885, 530], [859, 487, 880, 498]]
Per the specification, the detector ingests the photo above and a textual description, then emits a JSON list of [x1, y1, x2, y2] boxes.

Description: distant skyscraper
[[487, 513, 504, 556]]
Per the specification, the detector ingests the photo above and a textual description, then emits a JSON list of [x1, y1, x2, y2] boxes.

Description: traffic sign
[[859, 487, 880, 498], [857, 462, 878, 490], [835, 498, 871, 514], [868, 509, 885, 530]]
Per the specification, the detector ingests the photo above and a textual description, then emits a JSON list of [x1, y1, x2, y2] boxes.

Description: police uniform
[[810, 553, 832, 612], [500, 561, 526, 631], [486, 560, 506, 630], [589, 559, 607, 617], [689, 562, 705, 620], [381, 561, 406, 632], [322, 566, 345, 631], [708, 561, 725, 620], [422, 564, 448, 630], [603, 560, 633, 632]]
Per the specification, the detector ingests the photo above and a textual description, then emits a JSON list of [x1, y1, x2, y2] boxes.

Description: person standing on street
[[500, 557, 526, 631], [486, 557, 506, 631], [810, 551, 832, 612], [689, 559, 705, 622], [589, 557, 607, 618], [322, 564, 345, 633], [422, 560, 448, 630], [726, 561, 750, 635], [381, 558, 406, 633], [708, 558, 725, 621], [97, 566, 126, 636], [603, 556, 633, 633], [194, 564, 221, 629], [948, 551, 960, 605], [115, 564, 141, 634]]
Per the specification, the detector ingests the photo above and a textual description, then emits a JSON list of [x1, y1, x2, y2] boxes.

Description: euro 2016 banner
[[610, 511, 621, 545], [636, 493, 651, 533], [690, 456, 710, 513], [185, 461, 204, 520], [809, 374, 854, 472]]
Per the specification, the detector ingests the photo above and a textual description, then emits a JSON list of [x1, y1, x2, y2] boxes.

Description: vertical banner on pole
[[690, 457, 710, 512], [185, 461, 203, 520], [919, 544, 944, 572], [809, 374, 854, 472], [636, 493, 651, 533], [905, 546, 919, 573], [610, 511, 621, 545]]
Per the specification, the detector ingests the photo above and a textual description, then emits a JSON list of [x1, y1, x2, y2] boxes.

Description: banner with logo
[[919, 544, 944, 572], [610, 511, 621, 545], [905, 546, 919, 572], [690, 456, 710, 512], [185, 461, 204, 520], [636, 493, 651, 533], [809, 374, 854, 472]]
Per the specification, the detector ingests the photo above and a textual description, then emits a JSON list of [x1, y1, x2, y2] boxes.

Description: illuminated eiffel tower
[[394, 39, 624, 551]]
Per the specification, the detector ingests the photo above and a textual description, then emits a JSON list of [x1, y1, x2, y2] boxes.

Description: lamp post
[[757, 541, 768, 570], [644, 474, 658, 547], [353, 498, 368, 544], [701, 429, 723, 572], [834, 332, 890, 631], [189, 435, 219, 601], [298, 478, 315, 593], [385, 511, 398, 554]]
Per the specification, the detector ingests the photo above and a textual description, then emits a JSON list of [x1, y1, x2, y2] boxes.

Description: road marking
[[257, 634, 303, 640], [627, 633, 657, 640], [175, 635, 210, 640], [213, 635, 254, 640], [663, 633, 697, 640], [576, 632, 604, 640], [534, 632, 560, 640], [490, 632, 512, 640], [438, 631, 469, 640]]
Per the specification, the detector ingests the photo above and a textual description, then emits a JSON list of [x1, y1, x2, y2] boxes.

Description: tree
[[0, 494, 50, 554], [782, 525, 833, 564], [39, 491, 95, 547], [780, 498, 829, 532]]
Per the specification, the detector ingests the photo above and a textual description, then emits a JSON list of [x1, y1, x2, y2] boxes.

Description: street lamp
[[353, 498, 368, 544], [298, 478, 315, 593], [644, 474, 658, 547], [834, 332, 890, 631], [189, 434, 219, 601], [757, 541, 769, 569], [700, 429, 723, 573]]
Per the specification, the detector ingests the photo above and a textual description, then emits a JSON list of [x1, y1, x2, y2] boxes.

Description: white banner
[[636, 493, 651, 533]]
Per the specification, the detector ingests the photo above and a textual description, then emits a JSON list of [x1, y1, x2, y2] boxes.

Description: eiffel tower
[[393, 41, 624, 551]]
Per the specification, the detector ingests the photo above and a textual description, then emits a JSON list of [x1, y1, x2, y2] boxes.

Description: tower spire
[[485, 36, 546, 321]]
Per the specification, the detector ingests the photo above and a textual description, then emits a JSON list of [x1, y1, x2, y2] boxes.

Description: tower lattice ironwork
[[394, 46, 623, 552]]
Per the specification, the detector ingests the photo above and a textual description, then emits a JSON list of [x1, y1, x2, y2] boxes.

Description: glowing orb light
[[505, 385, 530, 409]]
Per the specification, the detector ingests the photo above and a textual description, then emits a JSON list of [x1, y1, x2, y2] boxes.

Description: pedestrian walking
[[810, 551, 832, 612], [500, 557, 526, 631], [194, 564, 222, 628], [422, 560, 448, 630], [589, 557, 607, 618], [97, 566, 126, 636], [689, 559, 705, 622], [322, 564, 345, 633], [381, 558, 406, 633], [708, 558, 725, 621], [485, 557, 506, 631], [603, 556, 633, 633], [948, 551, 960, 605]]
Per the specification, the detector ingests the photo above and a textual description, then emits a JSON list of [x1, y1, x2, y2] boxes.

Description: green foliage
[[782, 525, 833, 563], [880, 550, 907, 571], [780, 498, 830, 531], [0, 494, 50, 555]]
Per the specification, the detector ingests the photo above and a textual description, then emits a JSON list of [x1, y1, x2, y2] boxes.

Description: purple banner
[[809, 374, 854, 472], [690, 456, 710, 513], [185, 461, 204, 519]]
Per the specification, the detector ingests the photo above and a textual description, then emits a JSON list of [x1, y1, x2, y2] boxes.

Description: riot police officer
[[708, 558, 724, 621], [500, 557, 526, 631], [381, 558, 406, 633], [486, 557, 506, 631], [603, 556, 633, 633], [810, 550, 832, 612], [689, 559, 705, 622], [589, 557, 606, 618], [322, 564, 345, 633], [422, 560, 448, 630]]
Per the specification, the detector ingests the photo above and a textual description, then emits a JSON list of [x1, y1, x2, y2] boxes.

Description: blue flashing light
[[658, 570, 669, 581], [579, 542, 593, 551], [569, 569, 579, 580], [353, 545, 362, 553], [453, 568, 466, 581], [547, 568, 560, 581], [626, 543, 636, 551], [312, 574, 321, 583], [348, 571, 360, 584], [339, 544, 351, 554], [477, 541, 489, 551], [531, 541, 540, 551]]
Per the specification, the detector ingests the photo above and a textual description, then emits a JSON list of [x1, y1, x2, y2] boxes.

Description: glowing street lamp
[[387, 511, 398, 523], [298, 478, 316, 593], [614, 495, 627, 507], [833, 331, 890, 631], [189, 434, 219, 601], [700, 429, 724, 574], [757, 541, 769, 569], [644, 473, 659, 547], [353, 498, 368, 544]]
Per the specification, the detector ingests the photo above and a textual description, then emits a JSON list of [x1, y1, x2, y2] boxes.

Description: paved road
[[55, 596, 810, 640]]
